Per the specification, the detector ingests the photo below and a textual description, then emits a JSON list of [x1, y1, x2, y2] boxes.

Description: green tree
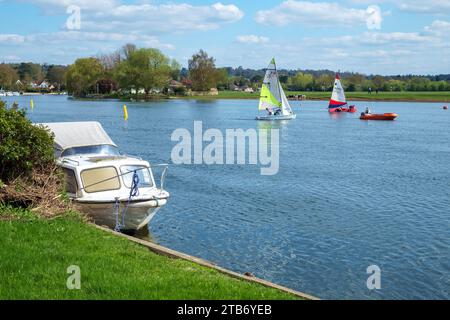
[[18, 63, 43, 82], [65, 58, 103, 97], [0, 64, 19, 90], [372, 75, 385, 90], [344, 73, 365, 91], [170, 60, 182, 81], [287, 72, 314, 91], [215, 68, 229, 90], [314, 74, 334, 91], [114, 48, 172, 94], [0, 101, 54, 182], [386, 79, 404, 91], [188, 50, 218, 91], [46, 65, 67, 89]]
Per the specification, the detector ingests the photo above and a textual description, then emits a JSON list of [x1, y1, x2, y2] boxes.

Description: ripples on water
[[9, 95, 449, 299]]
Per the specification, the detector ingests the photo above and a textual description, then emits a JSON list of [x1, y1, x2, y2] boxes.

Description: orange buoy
[[360, 113, 398, 121]]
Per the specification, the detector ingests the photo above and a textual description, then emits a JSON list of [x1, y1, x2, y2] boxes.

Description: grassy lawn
[[182, 90, 450, 102], [0, 206, 297, 300]]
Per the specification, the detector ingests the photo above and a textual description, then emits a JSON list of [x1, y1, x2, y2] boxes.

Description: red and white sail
[[328, 74, 347, 111]]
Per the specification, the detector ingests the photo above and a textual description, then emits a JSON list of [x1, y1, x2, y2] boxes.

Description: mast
[[273, 58, 282, 108]]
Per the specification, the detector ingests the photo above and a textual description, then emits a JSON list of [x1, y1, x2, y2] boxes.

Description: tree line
[[0, 63, 67, 91], [65, 45, 224, 97], [1, 45, 449, 95]]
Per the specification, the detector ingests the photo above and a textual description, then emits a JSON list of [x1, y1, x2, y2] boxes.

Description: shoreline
[[172, 96, 450, 103], [62, 95, 450, 103], [58, 91, 450, 103], [0, 206, 315, 300]]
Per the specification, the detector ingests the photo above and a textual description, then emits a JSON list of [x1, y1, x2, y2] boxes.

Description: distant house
[[169, 80, 183, 88], [130, 88, 146, 94], [181, 78, 192, 88], [38, 81, 50, 89], [230, 84, 241, 91], [243, 86, 254, 93]]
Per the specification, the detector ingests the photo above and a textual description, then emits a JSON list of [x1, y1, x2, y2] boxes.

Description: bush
[[0, 100, 54, 182]]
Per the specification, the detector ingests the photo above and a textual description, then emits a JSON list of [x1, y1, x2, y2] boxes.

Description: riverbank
[[0, 205, 302, 300], [181, 90, 450, 102], [63, 90, 450, 103]]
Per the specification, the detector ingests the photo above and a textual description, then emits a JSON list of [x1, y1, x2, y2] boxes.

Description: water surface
[[4, 95, 449, 299]]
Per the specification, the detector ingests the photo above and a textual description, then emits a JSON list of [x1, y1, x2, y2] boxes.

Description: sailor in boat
[[365, 107, 371, 114], [265, 107, 274, 116]]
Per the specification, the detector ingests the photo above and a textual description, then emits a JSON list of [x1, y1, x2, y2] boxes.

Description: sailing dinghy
[[328, 73, 356, 113], [256, 58, 296, 121]]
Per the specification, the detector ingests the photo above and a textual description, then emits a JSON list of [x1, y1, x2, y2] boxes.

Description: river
[[4, 95, 449, 299]]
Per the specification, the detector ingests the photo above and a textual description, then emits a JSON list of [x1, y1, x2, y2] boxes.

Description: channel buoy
[[123, 105, 128, 120]]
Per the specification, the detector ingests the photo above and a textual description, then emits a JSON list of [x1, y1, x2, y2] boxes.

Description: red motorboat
[[360, 112, 398, 121]]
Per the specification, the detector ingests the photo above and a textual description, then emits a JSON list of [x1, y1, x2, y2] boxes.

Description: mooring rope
[[115, 170, 140, 232]]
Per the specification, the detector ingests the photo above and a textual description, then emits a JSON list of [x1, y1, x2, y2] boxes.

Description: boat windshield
[[120, 165, 153, 188], [61, 145, 120, 157]]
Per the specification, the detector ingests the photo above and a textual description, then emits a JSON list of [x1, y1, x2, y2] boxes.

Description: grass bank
[[181, 90, 450, 102], [0, 206, 297, 300]]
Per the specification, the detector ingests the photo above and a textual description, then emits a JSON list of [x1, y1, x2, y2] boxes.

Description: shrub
[[0, 100, 54, 182]]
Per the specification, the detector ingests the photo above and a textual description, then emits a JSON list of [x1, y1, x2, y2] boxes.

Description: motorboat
[[41, 121, 169, 232], [360, 113, 398, 120]]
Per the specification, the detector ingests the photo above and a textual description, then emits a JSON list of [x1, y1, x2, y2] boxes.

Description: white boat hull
[[256, 114, 297, 121], [76, 198, 167, 232]]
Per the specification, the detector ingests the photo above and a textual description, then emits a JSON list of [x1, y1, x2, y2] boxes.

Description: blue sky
[[0, 0, 449, 75]]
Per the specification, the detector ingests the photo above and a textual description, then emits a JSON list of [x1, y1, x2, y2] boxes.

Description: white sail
[[329, 74, 347, 109], [280, 82, 293, 116], [256, 58, 295, 120], [259, 58, 282, 111]]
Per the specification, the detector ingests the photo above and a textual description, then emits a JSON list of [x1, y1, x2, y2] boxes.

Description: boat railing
[[60, 157, 80, 166], [150, 163, 169, 191]]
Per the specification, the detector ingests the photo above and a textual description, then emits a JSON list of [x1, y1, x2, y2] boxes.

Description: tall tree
[[288, 72, 314, 91], [372, 75, 385, 90], [17, 63, 43, 82], [114, 48, 172, 94], [46, 65, 67, 87], [121, 43, 137, 61], [188, 50, 218, 91], [65, 58, 103, 97], [0, 64, 19, 89], [170, 60, 182, 81]]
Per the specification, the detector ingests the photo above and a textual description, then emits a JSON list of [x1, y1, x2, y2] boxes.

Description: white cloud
[[21, 1, 244, 33], [425, 20, 450, 36], [0, 55, 21, 62], [0, 34, 25, 43], [359, 31, 434, 44], [397, 0, 450, 14], [236, 35, 270, 44], [255, 1, 383, 28], [17, 0, 118, 12]]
